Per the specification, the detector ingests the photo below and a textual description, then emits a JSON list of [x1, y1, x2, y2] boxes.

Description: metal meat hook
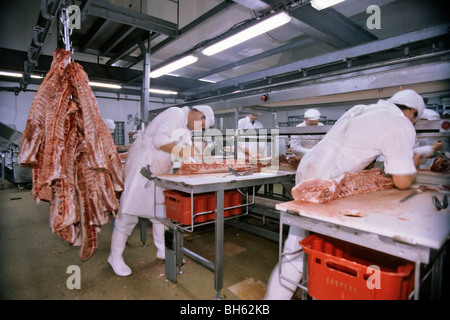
[[433, 195, 448, 211]]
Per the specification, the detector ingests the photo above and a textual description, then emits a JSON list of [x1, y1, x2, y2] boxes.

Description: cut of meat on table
[[291, 168, 393, 203], [17, 48, 124, 260], [290, 178, 337, 203], [334, 169, 394, 199], [176, 160, 258, 175], [430, 155, 450, 172]]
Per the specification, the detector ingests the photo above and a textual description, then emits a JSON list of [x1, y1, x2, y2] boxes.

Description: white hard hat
[[192, 105, 215, 129], [388, 89, 425, 116], [304, 109, 321, 120], [104, 118, 116, 133]]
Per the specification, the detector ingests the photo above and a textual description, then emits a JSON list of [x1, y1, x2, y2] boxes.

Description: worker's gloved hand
[[140, 165, 153, 180]]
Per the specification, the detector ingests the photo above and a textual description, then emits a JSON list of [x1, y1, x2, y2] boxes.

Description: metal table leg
[[214, 189, 225, 300], [139, 217, 147, 247]]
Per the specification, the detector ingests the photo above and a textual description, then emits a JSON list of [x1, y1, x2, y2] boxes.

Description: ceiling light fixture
[[310, 0, 346, 11], [150, 55, 198, 79], [0, 71, 43, 79], [149, 88, 178, 95], [201, 11, 291, 56], [89, 81, 122, 89]]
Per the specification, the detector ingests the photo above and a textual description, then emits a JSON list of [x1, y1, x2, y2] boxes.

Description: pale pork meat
[[291, 168, 393, 203], [176, 160, 257, 175], [335, 169, 394, 198], [18, 49, 124, 260]]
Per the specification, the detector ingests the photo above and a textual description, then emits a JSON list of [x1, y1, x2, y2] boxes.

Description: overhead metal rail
[[180, 23, 450, 100], [17, 0, 65, 94], [82, 0, 178, 37]]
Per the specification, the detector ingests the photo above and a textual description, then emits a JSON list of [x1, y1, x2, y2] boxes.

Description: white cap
[[388, 89, 425, 116], [192, 105, 215, 129], [304, 109, 321, 120], [104, 119, 116, 133]]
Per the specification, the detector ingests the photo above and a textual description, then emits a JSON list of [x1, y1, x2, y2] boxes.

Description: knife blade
[[399, 185, 426, 203]]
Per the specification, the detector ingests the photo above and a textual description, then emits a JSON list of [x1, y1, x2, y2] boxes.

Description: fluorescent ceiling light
[[150, 55, 198, 79], [89, 81, 122, 89], [199, 78, 217, 83], [0, 71, 22, 78], [310, 0, 346, 11], [0, 71, 43, 79], [149, 88, 177, 95], [201, 11, 291, 56]]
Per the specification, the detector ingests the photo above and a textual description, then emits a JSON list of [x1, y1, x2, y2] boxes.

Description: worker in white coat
[[237, 113, 265, 159], [265, 89, 432, 299], [108, 105, 214, 276], [290, 109, 324, 157]]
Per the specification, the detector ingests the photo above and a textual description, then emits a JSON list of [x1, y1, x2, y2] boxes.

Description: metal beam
[[235, 0, 376, 49], [288, 3, 376, 49], [101, 25, 136, 56], [150, 0, 235, 54], [181, 59, 450, 111], [78, 18, 109, 52], [84, 0, 178, 37], [195, 37, 315, 80], [140, 40, 150, 123], [182, 23, 450, 97]]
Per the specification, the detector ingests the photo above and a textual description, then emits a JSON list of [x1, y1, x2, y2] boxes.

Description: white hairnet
[[304, 109, 321, 120], [193, 105, 215, 129], [104, 119, 116, 133], [388, 89, 425, 116]]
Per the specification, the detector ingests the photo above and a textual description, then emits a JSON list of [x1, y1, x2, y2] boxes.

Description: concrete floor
[[0, 182, 280, 300]]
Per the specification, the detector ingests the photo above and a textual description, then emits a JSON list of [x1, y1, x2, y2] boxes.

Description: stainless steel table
[[153, 168, 295, 299], [276, 188, 450, 300]]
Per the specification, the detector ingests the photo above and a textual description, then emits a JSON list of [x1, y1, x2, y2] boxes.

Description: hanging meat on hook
[[18, 49, 124, 260]]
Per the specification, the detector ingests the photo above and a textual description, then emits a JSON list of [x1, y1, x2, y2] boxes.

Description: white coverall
[[237, 116, 266, 158], [290, 121, 324, 157], [114, 107, 192, 261], [265, 99, 418, 299]]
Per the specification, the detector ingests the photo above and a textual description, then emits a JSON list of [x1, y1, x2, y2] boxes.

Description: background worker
[[290, 109, 324, 157], [108, 106, 214, 276], [265, 89, 436, 299], [237, 113, 265, 159]]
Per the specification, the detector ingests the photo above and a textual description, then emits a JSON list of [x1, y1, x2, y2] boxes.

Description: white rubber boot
[[108, 229, 132, 276], [264, 258, 303, 300], [152, 221, 166, 260]]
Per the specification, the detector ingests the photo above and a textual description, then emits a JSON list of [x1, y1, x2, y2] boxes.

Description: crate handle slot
[[167, 196, 179, 203], [325, 260, 358, 277]]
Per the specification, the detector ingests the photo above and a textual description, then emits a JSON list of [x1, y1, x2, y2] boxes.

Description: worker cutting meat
[[108, 105, 214, 276], [237, 113, 266, 159], [290, 108, 324, 157], [265, 89, 439, 299]]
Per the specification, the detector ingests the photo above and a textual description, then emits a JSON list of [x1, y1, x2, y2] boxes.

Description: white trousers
[[114, 212, 166, 259], [265, 226, 306, 300]]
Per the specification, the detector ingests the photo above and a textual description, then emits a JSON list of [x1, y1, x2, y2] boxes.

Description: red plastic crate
[[164, 189, 242, 225], [299, 234, 415, 300]]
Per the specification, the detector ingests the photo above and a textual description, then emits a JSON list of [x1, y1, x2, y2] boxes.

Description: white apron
[[296, 100, 417, 184], [119, 107, 192, 219]]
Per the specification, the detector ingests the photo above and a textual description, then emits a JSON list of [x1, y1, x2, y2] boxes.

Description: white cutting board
[[155, 168, 295, 186], [277, 188, 450, 249]]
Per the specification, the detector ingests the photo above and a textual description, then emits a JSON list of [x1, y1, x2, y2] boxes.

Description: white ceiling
[[0, 0, 448, 105]]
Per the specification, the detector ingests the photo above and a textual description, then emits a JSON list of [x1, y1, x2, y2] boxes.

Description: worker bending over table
[[108, 105, 214, 276], [290, 108, 324, 157], [265, 89, 439, 299]]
